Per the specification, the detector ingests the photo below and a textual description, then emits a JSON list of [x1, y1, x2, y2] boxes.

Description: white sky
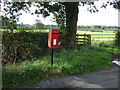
[[78, 1, 118, 26], [19, 1, 118, 26]]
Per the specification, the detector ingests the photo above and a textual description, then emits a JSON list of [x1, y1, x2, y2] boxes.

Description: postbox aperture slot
[[52, 30, 59, 33], [52, 34, 58, 37]]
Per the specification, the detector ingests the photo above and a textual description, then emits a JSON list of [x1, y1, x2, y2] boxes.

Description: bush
[[115, 31, 120, 47], [2, 31, 49, 64]]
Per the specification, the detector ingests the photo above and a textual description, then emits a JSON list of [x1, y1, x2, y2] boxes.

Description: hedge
[[2, 31, 49, 64], [115, 31, 120, 47]]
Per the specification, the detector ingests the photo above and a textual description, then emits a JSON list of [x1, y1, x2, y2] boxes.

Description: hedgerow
[[2, 31, 49, 64]]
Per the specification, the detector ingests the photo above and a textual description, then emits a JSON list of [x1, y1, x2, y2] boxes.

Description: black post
[[51, 48, 54, 66]]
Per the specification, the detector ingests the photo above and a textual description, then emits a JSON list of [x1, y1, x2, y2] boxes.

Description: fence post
[[89, 35, 91, 45], [76, 34, 91, 46], [84, 33, 86, 45], [76, 34, 78, 45]]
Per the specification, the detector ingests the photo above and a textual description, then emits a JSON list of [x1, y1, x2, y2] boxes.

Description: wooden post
[[77, 34, 78, 45], [76, 34, 91, 46], [76, 34, 78, 45], [86, 35, 88, 44], [88, 35, 91, 45], [84, 33, 86, 45]]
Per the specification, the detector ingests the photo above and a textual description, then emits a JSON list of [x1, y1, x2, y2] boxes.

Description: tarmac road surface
[[32, 65, 119, 88]]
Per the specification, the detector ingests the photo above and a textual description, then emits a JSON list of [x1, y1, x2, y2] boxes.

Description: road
[[32, 65, 118, 88]]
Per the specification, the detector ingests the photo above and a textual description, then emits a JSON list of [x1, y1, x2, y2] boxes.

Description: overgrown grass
[[3, 45, 118, 88]]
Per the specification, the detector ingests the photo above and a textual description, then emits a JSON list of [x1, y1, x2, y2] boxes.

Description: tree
[[1, 1, 119, 48], [17, 23, 30, 31], [34, 19, 44, 29], [63, 2, 79, 48], [1, 16, 17, 31]]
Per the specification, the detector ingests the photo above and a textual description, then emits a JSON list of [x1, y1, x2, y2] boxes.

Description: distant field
[[77, 30, 116, 41]]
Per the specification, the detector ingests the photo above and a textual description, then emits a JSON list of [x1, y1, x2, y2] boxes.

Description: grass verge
[[2, 46, 118, 88]]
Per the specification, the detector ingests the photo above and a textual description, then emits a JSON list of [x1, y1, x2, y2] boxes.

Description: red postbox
[[48, 29, 59, 48]]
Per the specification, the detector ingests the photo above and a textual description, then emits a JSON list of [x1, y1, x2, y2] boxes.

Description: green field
[[77, 30, 115, 34], [77, 30, 116, 41]]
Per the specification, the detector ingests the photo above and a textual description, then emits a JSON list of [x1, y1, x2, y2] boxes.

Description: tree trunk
[[64, 2, 79, 48]]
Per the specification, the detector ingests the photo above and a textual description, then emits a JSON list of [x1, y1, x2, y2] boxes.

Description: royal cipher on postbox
[[48, 29, 59, 49]]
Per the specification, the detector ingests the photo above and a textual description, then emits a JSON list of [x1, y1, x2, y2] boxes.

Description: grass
[[1, 29, 118, 88], [77, 30, 116, 41], [77, 30, 116, 34], [2, 45, 118, 88]]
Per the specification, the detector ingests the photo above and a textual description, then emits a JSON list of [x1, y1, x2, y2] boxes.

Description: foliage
[[2, 31, 49, 64], [34, 19, 44, 29], [113, 1, 120, 10], [1, 1, 120, 48], [3, 45, 116, 88], [1, 16, 17, 31], [115, 31, 120, 47], [17, 23, 30, 31], [26, 20, 45, 30]]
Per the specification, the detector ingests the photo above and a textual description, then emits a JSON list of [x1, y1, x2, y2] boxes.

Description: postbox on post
[[48, 29, 59, 49], [48, 29, 59, 66]]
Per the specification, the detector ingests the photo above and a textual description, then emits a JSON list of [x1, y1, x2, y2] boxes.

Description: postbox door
[[51, 37, 58, 48]]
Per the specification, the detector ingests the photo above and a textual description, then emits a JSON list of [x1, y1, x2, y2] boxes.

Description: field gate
[[76, 34, 91, 45]]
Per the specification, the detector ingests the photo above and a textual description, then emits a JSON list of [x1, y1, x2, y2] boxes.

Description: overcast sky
[[19, 1, 118, 26]]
